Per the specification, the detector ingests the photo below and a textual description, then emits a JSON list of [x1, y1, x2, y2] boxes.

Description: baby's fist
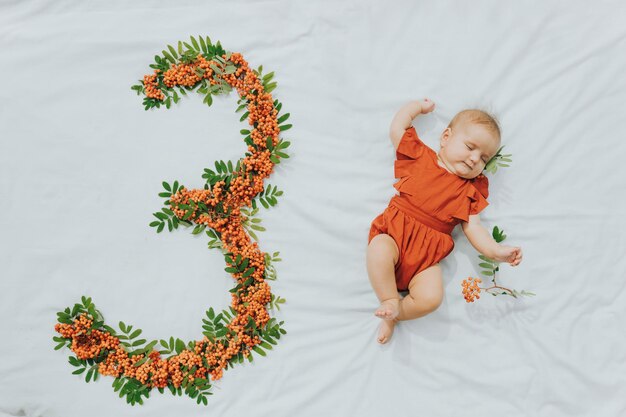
[[494, 245, 523, 266], [419, 98, 435, 114]]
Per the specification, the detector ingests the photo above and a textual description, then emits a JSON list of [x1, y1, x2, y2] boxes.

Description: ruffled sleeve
[[394, 126, 426, 179], [468, 174, 489, 216], [451, 174, 490, 222]]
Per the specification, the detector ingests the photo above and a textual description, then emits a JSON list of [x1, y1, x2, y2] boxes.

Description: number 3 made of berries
[[53, 36, 290, 406]]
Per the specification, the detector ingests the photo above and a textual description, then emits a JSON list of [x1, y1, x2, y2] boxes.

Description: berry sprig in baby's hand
[[461, 226, 533, 303]]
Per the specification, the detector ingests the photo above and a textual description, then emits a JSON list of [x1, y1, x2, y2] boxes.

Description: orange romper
[[368, 126, 490, 291]]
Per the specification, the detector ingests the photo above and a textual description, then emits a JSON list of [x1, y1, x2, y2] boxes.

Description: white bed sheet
[[1, 0, 626, 416]]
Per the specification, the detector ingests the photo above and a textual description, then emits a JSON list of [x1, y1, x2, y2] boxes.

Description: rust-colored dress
[[368, 126, 490, 291]]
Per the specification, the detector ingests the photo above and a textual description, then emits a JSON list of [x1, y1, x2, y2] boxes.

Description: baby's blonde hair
[[448, 109, 501, 142]]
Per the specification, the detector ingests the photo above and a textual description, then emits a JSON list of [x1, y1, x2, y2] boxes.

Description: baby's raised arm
[[389, 98, 435, 150]]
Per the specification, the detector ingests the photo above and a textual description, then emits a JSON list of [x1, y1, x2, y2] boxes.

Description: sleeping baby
[[367, 99, 523, 344]]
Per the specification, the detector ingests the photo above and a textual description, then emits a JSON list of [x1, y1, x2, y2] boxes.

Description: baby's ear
[[440, 127, 451, 146]]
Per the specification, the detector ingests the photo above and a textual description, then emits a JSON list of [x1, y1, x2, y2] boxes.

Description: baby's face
[[438, 122, 500, 179]]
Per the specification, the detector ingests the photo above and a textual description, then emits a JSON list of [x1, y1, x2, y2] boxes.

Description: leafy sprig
[[484, 146, 512, 174], [475, 226, 535, 299], [149, 180, 192, 233], [130, 35, 228, 111], [269, 294, 286, 311], [264, 251, 282, 280]]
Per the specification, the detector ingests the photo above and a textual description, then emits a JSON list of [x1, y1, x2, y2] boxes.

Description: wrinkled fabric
[[2, 1, 626, 416]]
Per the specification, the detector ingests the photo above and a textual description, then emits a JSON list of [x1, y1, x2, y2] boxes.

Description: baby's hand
[[418, 98, 435, 114], [494, 245, 523, 266]]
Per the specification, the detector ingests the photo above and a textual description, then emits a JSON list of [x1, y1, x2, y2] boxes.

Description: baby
[[366, 98, 523, 344]]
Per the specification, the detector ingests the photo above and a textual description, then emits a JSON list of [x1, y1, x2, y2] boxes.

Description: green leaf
[[175, 339, 186, 354], [68, 356, 81, 366], [262, 71, 275, 82], [192, 224, 206, 235], [263, 335, 277, 345], [279, 124, 292, 131], [131, 339, 146, 347], [162, 50, 176, 64], [204, 93, 213, 106], [239, 258, 249, 271], [103, 325, 117, 335], [277, 113, 290, 124], [190, 36, 200, 51], [133, 356, 149, 367], [86, 368, 94, 383], [153, 212, 168, 220], [252, 346, 266, 356], [167, 44, 178, 59], [478, 254, 495, 263]]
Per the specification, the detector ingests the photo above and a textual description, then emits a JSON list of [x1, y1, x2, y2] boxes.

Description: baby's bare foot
[[374, 298, 400, 320], [377, 319, 397, 344]]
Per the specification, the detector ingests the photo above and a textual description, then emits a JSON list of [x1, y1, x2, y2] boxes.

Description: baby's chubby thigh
[[408, 264, 444, 309], [367, 233, 400, 267], [399, 264, 444, 320]]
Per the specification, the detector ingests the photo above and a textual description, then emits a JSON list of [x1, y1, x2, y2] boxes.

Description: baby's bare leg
[[367, 234, 401, 343], [397, 264, 444, 321]]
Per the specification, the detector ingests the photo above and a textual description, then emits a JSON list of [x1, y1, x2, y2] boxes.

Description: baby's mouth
[[463, 162, 473, 170]]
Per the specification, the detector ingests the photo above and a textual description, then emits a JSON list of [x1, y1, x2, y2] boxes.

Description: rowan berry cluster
[[461, 277, 482, 303], [143, 71, 165, 100], [55, 315, 119, 360]]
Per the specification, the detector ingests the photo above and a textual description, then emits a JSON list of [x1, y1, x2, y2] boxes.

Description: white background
[[1, 1, 625, 416]]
